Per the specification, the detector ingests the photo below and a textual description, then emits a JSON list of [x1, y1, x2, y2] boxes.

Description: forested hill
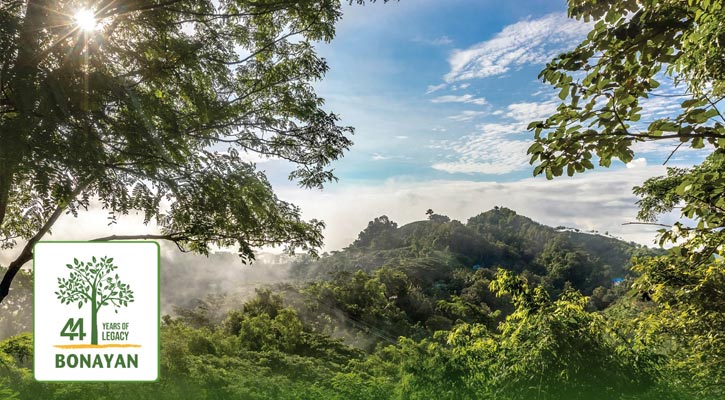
[[291, 207, 654, 298], [0, 208, 706, 399]]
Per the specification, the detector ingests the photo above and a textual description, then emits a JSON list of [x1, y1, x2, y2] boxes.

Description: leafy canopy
[[528, 0, 724, 178], [529, 1, 725, 397], [0, 0, 390, 302]]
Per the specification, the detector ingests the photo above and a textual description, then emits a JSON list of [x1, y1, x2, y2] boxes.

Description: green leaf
[[567, 164, 575, 176], [558, 85, 569, 100]]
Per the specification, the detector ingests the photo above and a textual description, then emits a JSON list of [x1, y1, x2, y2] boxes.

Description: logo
[[34, 242, 159, 381]]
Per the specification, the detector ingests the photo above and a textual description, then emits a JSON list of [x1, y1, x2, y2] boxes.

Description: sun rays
[[73, 8, 97, 32]]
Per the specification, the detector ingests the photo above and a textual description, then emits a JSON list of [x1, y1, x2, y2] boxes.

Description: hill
[[265, 208, 658, 347], [292, 207, 654, 297], [0, 208, 692, 400]]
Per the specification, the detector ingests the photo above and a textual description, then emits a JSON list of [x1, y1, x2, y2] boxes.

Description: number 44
[[60, 318, 86, 341]]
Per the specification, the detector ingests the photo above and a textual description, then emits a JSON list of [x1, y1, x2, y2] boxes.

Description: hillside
[[0, 209, 699, 400], [292, 207, 654, 297], [252, 207, 657, 348]]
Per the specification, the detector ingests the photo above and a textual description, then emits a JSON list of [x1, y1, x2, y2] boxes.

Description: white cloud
[[475, 122, 526, 135], [239, 150, 275, 164], [431, 119, 533, 175], [3, 171, 672, 269], [631, 139, 709, 165], [448, 110, 486, 121], [626, 158, 648, 169], [431, 94, 488, 106], [395, 135, 409, 140], [431, 159, 526, 175], [426, 83, 447, 94], [444, 13, 589, 82], [639, 95, 684, 121], [505, 101, 558, 122], [432, 132, 530, 175], [372, 153, 391, 160], [434, 99, 563, 175], [276, 166, 670, 251], [413, 35, 453, 46]]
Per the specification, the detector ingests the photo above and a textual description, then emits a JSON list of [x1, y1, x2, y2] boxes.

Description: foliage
[[294, 208, 648, 298], [528, 0, 724, 178], [0, 0, 392, 302], [56, 256, 134, 311], [351, 215, 401, 249], [0, 218, 710, 399], [529, 1, 725, 398], [485, 270, 662, 399], [328, 270, 671, 400]]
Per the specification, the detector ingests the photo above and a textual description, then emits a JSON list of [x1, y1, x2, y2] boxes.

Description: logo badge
[[34, 242, 159, 381]]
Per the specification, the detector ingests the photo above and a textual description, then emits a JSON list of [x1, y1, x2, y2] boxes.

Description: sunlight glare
[[74, 9, 97, 31]]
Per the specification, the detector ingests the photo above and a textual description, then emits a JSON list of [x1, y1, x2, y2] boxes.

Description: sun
[[74, 9, 97, 31]]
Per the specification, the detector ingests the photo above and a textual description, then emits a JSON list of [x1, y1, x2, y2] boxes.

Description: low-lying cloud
[[278, 165, 674, 251]]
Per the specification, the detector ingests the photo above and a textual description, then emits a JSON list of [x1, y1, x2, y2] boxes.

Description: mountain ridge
[[292, 207, 656, 299]]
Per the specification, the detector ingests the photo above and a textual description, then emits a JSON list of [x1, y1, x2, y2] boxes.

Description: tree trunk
[[0, 243, 33, 303], [0, 180, 88, 304]]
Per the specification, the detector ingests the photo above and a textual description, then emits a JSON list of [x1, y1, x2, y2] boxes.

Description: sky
[[254, 0, 709, 251], [3, 0, 708, 267]]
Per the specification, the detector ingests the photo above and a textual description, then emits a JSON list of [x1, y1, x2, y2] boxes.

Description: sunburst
[[74, 8, 97, 32]]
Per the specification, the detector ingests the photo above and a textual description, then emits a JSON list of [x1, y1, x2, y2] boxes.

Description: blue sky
[[28, 0, 707, 257], [315, 0, 574, 182], [264, 0, 584, 184], [237, 0, 710, 250]]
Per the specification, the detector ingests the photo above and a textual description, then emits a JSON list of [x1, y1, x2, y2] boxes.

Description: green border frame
[[33, 241, 160, 382]]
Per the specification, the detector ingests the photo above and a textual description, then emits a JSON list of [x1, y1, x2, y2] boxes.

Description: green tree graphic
[[55, 256, 134, 345]]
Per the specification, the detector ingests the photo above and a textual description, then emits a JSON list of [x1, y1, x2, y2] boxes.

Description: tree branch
[[97, 0, 185, 20], [102, 297, 127, 304], [91, 233, 185, 242], [73, 264, 95, 290], [0, 181, 89, 304], [622, 222, 672, 228], [575, 129, 725, 141], [663, 142, 684, 165], [704, 95, 725, 124], [91, 233, 188, 252]]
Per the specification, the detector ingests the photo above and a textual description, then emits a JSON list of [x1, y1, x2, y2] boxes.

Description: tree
[[56, 256, 134, 344], [528, 1, 724, 178], [528, 1, 724, 397], [0, 0, 391, 303], [351, 215, 399, 249], [479, 270, 662, 399]]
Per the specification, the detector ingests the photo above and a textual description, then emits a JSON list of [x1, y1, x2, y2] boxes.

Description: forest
[[0, 208, 721, 399], [1, 0, 724, 399]]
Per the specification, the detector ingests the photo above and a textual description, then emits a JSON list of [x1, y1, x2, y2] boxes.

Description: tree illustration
[[56, 256, 134, 345]]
